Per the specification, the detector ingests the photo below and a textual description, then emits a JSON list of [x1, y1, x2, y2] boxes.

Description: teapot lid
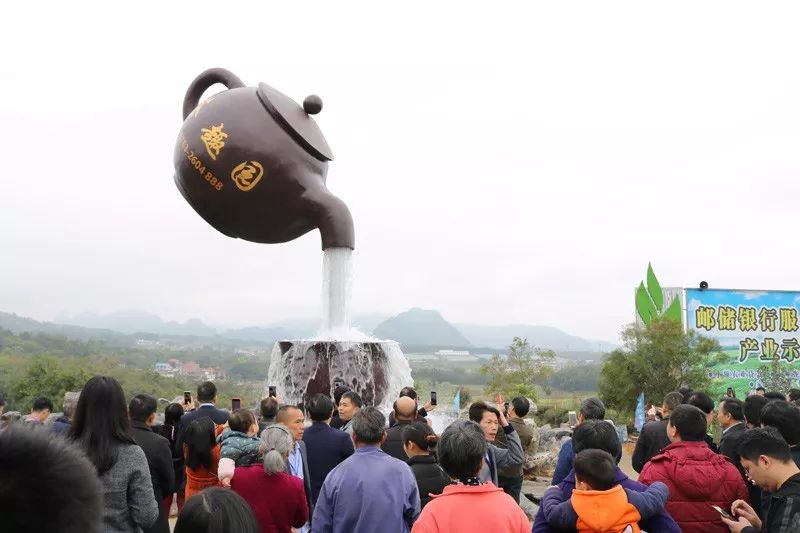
[[257, 82, 334, 162]]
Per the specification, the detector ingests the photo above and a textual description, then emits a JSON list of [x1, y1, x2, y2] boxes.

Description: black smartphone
[[711, 505, 734, 520], [183, 391, 191, 405], [430, 391, 437, 406], [231, 398, 242, 411], [268, 386, 277, 398]]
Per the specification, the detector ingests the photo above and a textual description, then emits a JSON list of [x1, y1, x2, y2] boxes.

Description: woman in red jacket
[[231, 424, 309, 533], [639, 404, 748, 533]]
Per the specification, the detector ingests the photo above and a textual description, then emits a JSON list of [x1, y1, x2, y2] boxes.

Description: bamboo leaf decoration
[[663, 296, 682, 322], [636, 282, 657, 325], [647, 263, 663, 312], [636, 264, 681, 324]]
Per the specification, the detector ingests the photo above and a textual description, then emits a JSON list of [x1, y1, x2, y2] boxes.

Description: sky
[[2, 2, 800, 344]]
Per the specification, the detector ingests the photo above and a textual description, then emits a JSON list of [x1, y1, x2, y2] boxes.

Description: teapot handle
[[182, 68, 246, 120]]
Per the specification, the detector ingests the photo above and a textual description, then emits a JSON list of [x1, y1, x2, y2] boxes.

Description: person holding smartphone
[[720, 427, 800, 533], [383, 397, 420, 461], [496, 397, 536, 503], [176, 382, 229, 451], [467, 400, 524, 487], [388, 387, 435, 428]]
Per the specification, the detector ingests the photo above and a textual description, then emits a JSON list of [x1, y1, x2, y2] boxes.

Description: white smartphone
[[711, 505, 734, 520]]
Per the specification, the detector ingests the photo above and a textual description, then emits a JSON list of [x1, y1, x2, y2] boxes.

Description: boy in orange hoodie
[[542, 449, 669, 533]]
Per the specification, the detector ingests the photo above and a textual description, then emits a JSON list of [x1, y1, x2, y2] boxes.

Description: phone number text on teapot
[[180, 136, 223, 191]]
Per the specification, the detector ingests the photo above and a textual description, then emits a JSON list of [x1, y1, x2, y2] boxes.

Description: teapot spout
[[305, 189, 355, 250]]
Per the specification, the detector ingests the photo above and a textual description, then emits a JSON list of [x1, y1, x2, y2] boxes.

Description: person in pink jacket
[[411, 420, 530, 533]]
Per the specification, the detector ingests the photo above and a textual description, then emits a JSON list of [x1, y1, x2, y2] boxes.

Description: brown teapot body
[[173, 68, 353, 249]]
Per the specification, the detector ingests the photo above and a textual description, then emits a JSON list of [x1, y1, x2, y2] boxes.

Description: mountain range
[[3, 308, 617, 353]]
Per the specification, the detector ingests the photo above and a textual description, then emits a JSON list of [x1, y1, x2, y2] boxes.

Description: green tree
[[455, 385, 472, 405], [9, 356, 91, 412], [480, 337, 555, 400], [550, 362, 602, 392], [759, 357, 795, 392], [599, 318, 724, 417]]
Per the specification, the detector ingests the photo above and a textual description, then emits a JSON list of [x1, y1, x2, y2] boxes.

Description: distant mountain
[[57, 310, 217, 337], [6, 307, 615, 355], [56, 310, 392, 343], [456, 323, 617, 352], [0, 311, 131, 345], [373, 308, 472, 347], [221, 313, 390, 343], [221, 326, 291, 344]]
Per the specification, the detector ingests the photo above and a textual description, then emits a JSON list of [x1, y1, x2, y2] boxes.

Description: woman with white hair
[[230, 424, 309, 533], [51, 391, 80, 435]]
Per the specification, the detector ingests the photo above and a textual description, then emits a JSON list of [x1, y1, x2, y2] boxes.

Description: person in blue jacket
[[551, 397, 606, 485], [532, 420, 680, 533]]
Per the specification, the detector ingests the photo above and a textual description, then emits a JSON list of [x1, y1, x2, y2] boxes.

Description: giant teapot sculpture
[[173, 68, 354, 250]]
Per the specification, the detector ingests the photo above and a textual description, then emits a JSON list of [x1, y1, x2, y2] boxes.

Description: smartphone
[[231, 397, 242, 411], [568, 411, 578, 427], [711, 505, 734, 520], [430, 391, 437, 406], [183, 391, 191, 405], [268, 386, 277, 398]]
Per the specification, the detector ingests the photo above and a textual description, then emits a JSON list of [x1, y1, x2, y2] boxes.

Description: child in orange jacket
[[542, 450, 669, 533]]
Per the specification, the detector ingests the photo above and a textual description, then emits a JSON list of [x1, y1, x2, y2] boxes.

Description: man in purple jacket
[[312, 407, 420, 533], [532, 420, 680, 533]]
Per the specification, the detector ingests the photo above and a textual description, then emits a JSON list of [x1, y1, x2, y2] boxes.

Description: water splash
[[427, 411, 459, 434], [265, 246, 415, 415], [265, 339, 413, 412], [378, 341, 414, 411], [320, 247, 353, 335]]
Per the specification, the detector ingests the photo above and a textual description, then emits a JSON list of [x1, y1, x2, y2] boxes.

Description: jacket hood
[[571, 485, 641, 531], [651, 441, 730, 499], [217, 429, 257, 444]]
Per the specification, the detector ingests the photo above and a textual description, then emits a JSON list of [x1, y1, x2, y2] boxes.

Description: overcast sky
[[2, 2, 799, 344]]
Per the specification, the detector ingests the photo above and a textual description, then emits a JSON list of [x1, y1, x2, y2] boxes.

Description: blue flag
[[634, 392, 645, 431], [453, 389, 461, 414]]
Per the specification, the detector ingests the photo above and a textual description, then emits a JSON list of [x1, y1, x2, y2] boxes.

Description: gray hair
[[438, 420, 487, 480], [63, 392, 80, 419], [351, 407, 386, 444], [259, 424, 293, 475], [663, 391, 684, 412], [580, 397, 606, 421]]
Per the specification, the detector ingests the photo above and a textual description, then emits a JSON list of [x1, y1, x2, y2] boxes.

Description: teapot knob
[[303, 95, 323, 115]]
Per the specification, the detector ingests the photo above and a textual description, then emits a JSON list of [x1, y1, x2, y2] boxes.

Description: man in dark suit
[[382, 396, 417, 460], [329, 385, 350, 430], [130, 394, 175, 533], [632, 391, 683, 473], [302, 394, 354, 504], [176, 381, 229, 448], [277, 404, 314, 531], [718, 397, 747, 461], [688, 391, 719, 452]]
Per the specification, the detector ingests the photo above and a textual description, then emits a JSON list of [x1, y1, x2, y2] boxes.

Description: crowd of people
[[3, 381, 800, 532], [554, 386, 800, 533], [0, 378, 528, 533]]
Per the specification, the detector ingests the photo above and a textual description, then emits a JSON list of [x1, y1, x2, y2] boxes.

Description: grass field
[[706, 347, 800, 397]]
